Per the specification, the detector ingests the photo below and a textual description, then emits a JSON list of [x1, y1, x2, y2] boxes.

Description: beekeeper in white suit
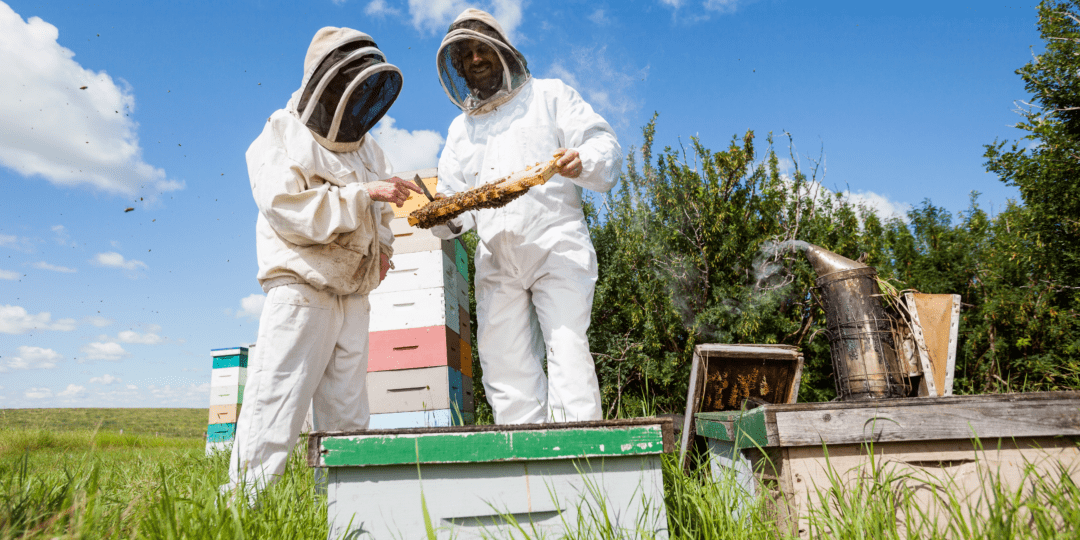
[[432, 9, 622, 424], [225, 27, 420, 499]]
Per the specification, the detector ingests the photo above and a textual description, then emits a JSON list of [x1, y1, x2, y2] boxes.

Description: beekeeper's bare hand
[[380, 252, 391, 281], [368, 177, 422, 207], [555, 148, 583, 179]]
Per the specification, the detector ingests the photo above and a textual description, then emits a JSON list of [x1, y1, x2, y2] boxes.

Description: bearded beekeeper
[[225, 27, 420, 499], [431, 9, 622, 424]]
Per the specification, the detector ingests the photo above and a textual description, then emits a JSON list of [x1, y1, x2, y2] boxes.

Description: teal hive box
[[454, 239, 469, 280], [212, 347, 249, 369], [207, 422, 237, 443]]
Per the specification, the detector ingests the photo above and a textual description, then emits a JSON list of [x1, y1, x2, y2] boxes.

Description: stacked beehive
[[367, 168, 474, 429], [206, 347, 248, 454]]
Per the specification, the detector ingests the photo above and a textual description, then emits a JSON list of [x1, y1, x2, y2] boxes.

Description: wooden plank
[[309, 417, 674, 467], [771, 392, 1080, 446], [695, 343, 801, 360], [368, 325, 461, 372], [368, 287, 457, 333], [678, 346, 706, 471], [905, 293, 939, 397], [318, 424, 670, 467]]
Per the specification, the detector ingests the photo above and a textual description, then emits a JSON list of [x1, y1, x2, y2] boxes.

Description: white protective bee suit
[[225, 27, 400, 497], [433, 9, 622, 424]]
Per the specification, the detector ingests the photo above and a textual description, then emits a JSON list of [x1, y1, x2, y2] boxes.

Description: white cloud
[[51, 224, 75, 247], [32, 261, 77, 273], [90, 374, 121, 385], [407, 0, 525, 44], [704, 0, 743, 13], [545, 46, 646, 131], [0, 269, 19, 280], [93, 251, 148, 272], [588, 9, 609, 25], [370, 115, 445, 173], [116, 329, 162, 345], [365, 0, 400, 16], [126, 384, 137, 390], [81, 341, 128, 361], [57, 384, 86, 398], [0, 234, 33, 252], [842, 190, 912, 221], [84, 316, 113, 327], [25, 387, 52, 399], [0, 4, 183, 199], [0, 345, 62, 372], [237, 293, 266, 320], [0, 305, 77, 334]]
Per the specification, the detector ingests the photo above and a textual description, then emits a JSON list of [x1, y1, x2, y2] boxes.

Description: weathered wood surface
[[309, 417, 674, 467], [698, 391, 1080, 447]]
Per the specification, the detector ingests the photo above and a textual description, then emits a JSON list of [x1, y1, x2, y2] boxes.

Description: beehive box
[[368, 325, 461, 372], [368, 288, 459, 333], [695, 391, 1080, 538], [679, 344, 804, 471], [366, 365, 464, 414], [308, 418, 673, 539]]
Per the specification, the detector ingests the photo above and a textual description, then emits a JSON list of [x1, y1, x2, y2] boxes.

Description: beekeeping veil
[[290, 27, 402, 152], [436, 9, 530, 115]]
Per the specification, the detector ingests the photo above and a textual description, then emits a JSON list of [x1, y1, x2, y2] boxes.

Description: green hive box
[[308, 418, 673, 539]]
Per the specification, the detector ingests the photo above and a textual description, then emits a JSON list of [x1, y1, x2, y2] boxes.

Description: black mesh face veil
[[436, 28, 529, 113], [297, 38, 402, 147]]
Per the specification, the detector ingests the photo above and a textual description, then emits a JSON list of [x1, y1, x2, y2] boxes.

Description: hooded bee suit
[[433, 9, 622, 424], [225, 27, 401, 496]]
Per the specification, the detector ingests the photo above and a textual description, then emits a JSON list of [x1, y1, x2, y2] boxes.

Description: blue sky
[[1, 0, 1039, 407]]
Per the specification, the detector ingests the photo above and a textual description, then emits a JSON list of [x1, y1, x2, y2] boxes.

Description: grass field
[[1, 409, 1078, 539], [0, 408, 208, 439]]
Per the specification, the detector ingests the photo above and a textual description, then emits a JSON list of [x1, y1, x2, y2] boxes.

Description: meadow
[[1, 408, 1078, 539]]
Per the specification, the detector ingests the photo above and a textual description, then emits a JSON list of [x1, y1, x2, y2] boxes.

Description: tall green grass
[[0, 433, 326, 540], [1, 425, 1078, 539]]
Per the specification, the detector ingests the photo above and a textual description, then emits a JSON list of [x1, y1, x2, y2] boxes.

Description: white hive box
[[208, 385, 244, 406], [210, 366, 247, 387], [308, 418, 674, 540], [366, 366, 464, 414], [377, 251, 456, 294], [390, 217, 456, 256], [368, 287, 458, 334]]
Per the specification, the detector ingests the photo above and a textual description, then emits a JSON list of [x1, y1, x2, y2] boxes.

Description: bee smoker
[[804, 244, 908, 400]]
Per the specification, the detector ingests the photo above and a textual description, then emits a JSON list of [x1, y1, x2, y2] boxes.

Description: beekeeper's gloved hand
[[367, 177, 422, 207]]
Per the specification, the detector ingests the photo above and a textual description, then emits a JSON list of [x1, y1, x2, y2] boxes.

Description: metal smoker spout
[[802, 244, 867, 278], [802, 243, 908, 401]]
